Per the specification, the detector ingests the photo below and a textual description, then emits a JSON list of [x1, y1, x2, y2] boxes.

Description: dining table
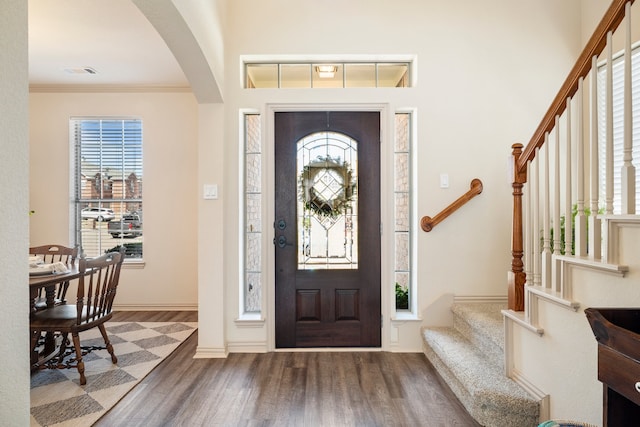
[[29, 265, 81, 312], [29, 265, 82, 367]]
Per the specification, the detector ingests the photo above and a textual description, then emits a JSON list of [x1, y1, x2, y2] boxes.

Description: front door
[[274, 111, 381, 348]]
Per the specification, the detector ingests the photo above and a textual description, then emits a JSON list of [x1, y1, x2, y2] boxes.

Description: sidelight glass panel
[[395, 153, 410, 192], [297, 132, 358, 270], [395, 193, 410, 232], [395, 233, 409, 271], [394, 113, 412, 311], [244, 114, 262, 312]]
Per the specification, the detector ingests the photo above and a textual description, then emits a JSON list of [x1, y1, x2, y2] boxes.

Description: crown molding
[[29, 84, 192, 94]]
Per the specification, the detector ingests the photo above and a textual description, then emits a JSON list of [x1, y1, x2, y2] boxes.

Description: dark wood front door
[[275, 111, 381, 348]]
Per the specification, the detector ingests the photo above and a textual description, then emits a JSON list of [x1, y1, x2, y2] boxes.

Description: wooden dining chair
[[29, 244, 79, 309], [30, 248, 125, 385]]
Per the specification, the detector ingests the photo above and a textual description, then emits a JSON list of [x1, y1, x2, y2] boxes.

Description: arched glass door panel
[[297, 132, 358, 270]]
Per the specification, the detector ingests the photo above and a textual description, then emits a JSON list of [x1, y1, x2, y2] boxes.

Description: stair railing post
[[509, 143, 527, 311]]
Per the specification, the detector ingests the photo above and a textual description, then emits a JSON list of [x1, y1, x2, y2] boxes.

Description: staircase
[[419, 2, 639, 425], [421, 303, 541, 426]]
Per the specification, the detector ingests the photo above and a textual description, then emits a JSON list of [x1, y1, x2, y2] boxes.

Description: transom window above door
[[243, 57, 414, 88]]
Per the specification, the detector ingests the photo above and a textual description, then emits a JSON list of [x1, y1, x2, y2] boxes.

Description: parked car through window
[[81, 207, 115, 222]]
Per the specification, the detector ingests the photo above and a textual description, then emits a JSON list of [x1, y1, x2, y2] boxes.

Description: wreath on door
[[300, 157, 354, 218]]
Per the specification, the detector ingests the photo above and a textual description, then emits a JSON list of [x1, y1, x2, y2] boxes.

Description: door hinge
[[381, 314, 383, 328]]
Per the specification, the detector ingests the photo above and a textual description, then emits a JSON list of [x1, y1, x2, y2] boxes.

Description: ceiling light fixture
[[315, 65, 338, 78]]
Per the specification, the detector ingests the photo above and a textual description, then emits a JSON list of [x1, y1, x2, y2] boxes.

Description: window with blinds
[[597, 45, 640, 214], [71, 118, 143, 260]]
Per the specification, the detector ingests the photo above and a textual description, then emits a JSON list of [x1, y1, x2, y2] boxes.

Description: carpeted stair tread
[[452, 303, 506, 366], [422, 326, 539, 426]]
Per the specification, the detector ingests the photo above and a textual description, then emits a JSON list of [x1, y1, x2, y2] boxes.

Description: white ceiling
[[28, 0, 189, 88]]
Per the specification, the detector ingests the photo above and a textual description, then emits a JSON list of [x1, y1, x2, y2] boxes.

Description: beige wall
[[29, 91, 199, 309], [0, 0, 30, 423], [581, 0, 640, 50], [15, 0, 626, 422], [25, 0, 588, 352], [221, 0, 584, 351]]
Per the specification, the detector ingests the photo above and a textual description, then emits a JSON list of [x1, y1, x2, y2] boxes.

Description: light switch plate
[[440, 174, 449, 188], [203, 184, 218, 199]]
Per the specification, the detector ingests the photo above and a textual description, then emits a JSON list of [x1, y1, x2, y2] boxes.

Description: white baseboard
[[510, 367, 550, 422], [227, 341, 269, 353], [454, 295, 508, 304], [194, 346, 228, 359], [113, 303, 198, 311]]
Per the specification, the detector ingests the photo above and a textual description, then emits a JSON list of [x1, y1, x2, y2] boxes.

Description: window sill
[[391, 312, 422, 323], [234, 313, 265, 328], [122, 260, 145, 269]]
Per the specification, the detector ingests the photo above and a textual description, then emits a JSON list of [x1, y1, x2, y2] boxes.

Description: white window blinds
[[597, 46, 640, 214], [72, 118, 143, 259]]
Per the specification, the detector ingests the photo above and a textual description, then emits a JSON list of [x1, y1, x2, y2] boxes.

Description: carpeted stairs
[[421, 303, 540, 426]]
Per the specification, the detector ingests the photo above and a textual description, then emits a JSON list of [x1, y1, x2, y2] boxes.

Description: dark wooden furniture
[[29, 244, 78, 309], [585, 308, 640, 426], [30, 249, 125, 385], [29, 264, 84, 367], [29, 266, 82, 313]]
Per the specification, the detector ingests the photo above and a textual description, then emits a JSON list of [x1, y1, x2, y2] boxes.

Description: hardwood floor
[[97, 311, 479, 426]]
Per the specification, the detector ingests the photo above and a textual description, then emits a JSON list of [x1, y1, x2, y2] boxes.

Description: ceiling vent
[[63, 67, 98, 75]]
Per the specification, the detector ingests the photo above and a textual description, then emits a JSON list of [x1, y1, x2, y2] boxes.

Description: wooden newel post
[[509, 143, 526, 311]]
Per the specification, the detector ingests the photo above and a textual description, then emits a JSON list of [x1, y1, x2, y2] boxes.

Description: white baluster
[[524, 177, 532, 281], [622, 2, 635, 214], [575, 77, 588, 257], [590, 55, 602, 260], [553, 118, 562, 293], [542, 137, 552, 289], [564, 99, 573, 258], [554, 117, 562, 257], [533, 148, 541, 287], [605, 31, 614, 215]]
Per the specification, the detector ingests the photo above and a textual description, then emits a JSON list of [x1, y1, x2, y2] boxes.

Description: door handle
[[274, 235, 293, 248]]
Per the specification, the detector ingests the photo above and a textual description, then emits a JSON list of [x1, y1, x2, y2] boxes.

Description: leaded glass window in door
[[297, 132, 358, 270]]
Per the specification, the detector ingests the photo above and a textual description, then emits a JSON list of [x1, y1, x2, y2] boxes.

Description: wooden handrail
[[421, 179, 483, 232], [516, 0, 635, 174], [509, 0, 634, 311]]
